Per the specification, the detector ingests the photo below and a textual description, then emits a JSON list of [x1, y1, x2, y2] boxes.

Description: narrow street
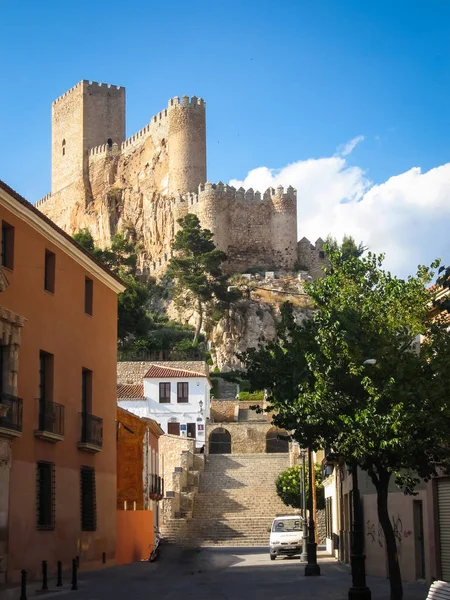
[[60, 546, 427, 600]]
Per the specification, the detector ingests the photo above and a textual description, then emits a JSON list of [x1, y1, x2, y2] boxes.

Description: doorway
[[167, 422, 180, 436], [413, 499, 425, 579], [187, 423, 196, 439]]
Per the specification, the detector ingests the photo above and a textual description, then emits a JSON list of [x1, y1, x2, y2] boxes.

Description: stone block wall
[[206, 421, 276, 454]]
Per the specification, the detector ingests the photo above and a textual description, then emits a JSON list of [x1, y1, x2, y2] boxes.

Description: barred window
[[37, 461, 55, 530], [80, 466, 96, 531]]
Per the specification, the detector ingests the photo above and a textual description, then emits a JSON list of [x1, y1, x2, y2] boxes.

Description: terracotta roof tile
[[117, 383, 145, 399], [144, 364, 206, 379]]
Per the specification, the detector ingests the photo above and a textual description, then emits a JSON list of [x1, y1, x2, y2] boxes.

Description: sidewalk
[[0, 546, 429, 600]]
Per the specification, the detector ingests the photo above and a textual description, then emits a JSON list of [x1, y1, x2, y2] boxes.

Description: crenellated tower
[[167, 95, 206, 195], [51, 80, 125, 198]]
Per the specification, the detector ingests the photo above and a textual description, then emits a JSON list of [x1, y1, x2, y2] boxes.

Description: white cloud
[[337, 135, 365, 157], [229, 146, 450, 278]]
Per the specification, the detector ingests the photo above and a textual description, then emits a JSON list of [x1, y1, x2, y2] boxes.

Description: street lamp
[[348, 463, 371, 600], [305, 447, 321, 576], [347, 360, 375, 600], [300, 449, 308, 563]]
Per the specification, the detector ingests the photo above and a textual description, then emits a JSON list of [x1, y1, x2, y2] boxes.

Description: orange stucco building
[[0, 180, 125, 583]]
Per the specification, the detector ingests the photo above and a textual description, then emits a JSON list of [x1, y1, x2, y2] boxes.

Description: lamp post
[[347, 360, 376, 599], [305, 447, 321, 576], [300, 449, 308, 562], [348, 463, 371, 600]]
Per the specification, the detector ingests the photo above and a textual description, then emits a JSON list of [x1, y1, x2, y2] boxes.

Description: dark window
[[1, 222, 14, 270], [36, 461, 55, 530], [39, 351, 54, 402], [81, 369, 92, 414], [319, 250, 325, 259], [80, 466, 96, 531], [326, 497, 333, 539], [44, 250, 56, 293], [85, 277, 93, 315], [167, 422, 180, 436], [177, 382, 189, 403], [107, 138, 112, 148], [159, 382, 171, 403], [62, 139, 66, 156]]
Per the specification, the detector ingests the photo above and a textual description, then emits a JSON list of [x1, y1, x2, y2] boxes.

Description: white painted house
[[117, 362, 211, 449]]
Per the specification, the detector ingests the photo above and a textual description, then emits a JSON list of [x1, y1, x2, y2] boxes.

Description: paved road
[[55, 546, 428, 600]]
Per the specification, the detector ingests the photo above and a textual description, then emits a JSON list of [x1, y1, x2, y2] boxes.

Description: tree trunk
[[375, 472, 403, 600], [193, 299, 203, 344]]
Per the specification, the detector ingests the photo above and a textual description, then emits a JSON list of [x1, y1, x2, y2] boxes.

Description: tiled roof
[[144, 364, 206, 379], [117, 383, 145, 399], [0, 180, 124, 287]]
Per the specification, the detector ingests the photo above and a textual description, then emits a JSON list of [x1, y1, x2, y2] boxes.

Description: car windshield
[[272, 519, 301, 532]]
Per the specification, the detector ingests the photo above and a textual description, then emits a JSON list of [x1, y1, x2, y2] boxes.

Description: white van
[[268, 514, 303, 560]]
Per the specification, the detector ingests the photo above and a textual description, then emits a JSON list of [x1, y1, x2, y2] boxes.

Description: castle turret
[[51, 80, 125, 199], [270, 185, 297, 270], [167, 96, 206, 195]]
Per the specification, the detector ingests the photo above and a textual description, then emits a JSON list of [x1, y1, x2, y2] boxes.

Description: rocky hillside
[[167, 272, 313, 371]]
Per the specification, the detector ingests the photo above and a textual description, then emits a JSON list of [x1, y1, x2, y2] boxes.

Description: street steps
[[162, 452, 290, 547]]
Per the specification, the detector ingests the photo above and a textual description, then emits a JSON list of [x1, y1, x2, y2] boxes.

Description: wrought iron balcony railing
[[150, 474, 164, 497], [35, 399, 64, 442], [0, 392, 23, 437], [78, 412, 103, 452]]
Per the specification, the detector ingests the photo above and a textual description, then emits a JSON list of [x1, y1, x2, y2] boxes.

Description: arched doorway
[[209, 427, 232, 454], [266, 428, 289, 453]]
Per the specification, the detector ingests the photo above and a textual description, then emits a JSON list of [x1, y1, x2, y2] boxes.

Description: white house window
[[177, 382, 189, 403], [159, 382, 170, 403]]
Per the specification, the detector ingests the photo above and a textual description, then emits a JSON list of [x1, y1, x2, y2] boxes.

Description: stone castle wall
[[37, 82, 299, 276]]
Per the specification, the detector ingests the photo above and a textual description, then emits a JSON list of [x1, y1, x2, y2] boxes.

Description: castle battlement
[[168, 95, 205, 108], [176, 182, 296, 206], [52, 80, 123, 105], [35, 193, 52, 208], [89, 142, 120, 158]]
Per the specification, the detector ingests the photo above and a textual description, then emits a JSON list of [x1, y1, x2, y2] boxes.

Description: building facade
[[117, 362, 211, 449], [322, 457, 432, 583], [116, 406, 164, 523], [0, 180, 124, 583]]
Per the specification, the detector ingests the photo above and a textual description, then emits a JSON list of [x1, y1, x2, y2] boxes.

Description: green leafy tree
[[241, 244, 450, 600], [276, 463, 324, 510], [166, 214, 234, 343], [73, 229, 150, 343]]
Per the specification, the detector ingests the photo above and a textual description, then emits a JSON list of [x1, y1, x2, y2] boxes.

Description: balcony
[[34, 400, 65, 442], [77, 412, 103, 453], [0, 393, 23, 438], [150, 474, 164, 500]]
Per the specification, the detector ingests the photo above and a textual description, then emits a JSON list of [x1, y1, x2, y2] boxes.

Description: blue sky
[[1, 0, 450, 274]]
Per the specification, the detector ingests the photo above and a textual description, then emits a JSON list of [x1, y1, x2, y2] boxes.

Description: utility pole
[[305, 447, 321, 576]]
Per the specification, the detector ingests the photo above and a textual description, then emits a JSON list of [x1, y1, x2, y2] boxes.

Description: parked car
[[268, 514, 303, 560]]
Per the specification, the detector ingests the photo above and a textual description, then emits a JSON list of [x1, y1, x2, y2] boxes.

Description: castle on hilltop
[[36, 80, 326, 276]]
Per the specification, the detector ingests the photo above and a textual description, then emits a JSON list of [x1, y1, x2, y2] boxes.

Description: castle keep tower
[[51, 80, 125, 197], [167, 95, 206, 195]]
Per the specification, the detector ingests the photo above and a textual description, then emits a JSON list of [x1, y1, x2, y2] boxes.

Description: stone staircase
[[162, 453, 290, 547]]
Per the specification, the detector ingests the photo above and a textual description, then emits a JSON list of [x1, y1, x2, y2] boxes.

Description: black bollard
[[57, 561, 62, 587], [42, 560, 48, 591], [20, 569, 27, 600], [71, 559, 78, 591]]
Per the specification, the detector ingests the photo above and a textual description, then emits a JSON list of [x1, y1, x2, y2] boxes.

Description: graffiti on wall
[[366, 514, 412, 557], [366, 519, 384, 547]]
